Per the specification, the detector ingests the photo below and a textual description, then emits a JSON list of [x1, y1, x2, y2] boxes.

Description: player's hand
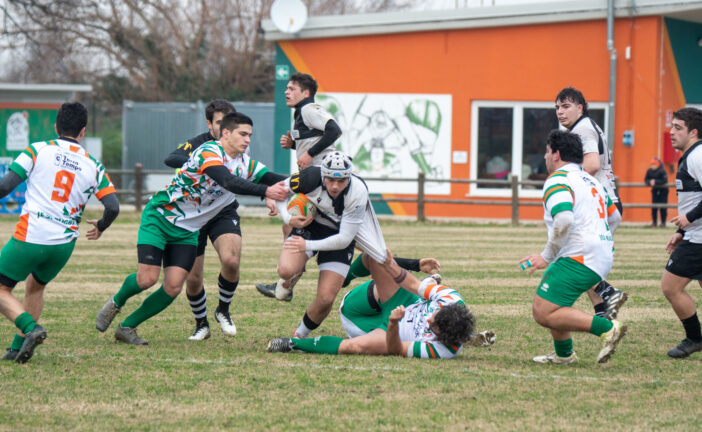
[[666, 232, 683, 254], [283, 235, 307, 253], [519, 254, 547, 275], [297, 152, 313, 170], [289, 214, 314, 228], [265, 181, 288, 201], [280, 131, 294, 149], [671, 214, 691, 230], [85, 220, 103, 240], [419, 258, 440, 274], [383, 248, 394, 266], [389, 306, 405, 323], [265, 198, 278, 216]]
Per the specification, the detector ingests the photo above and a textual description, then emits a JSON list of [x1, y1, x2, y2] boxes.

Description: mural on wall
[[6, 111, 29, 151], [291, 93, 452, 195]]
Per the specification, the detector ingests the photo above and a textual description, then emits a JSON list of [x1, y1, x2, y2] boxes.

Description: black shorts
[[666, 240, 702, 280], [197, 202, 241, 256], [292, 220, 355, 266]]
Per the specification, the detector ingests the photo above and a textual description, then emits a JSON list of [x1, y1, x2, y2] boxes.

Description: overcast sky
[[414, 0, 563, 9]]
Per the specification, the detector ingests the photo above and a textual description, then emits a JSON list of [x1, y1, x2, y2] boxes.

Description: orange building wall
[[282, 16, 666, 221]]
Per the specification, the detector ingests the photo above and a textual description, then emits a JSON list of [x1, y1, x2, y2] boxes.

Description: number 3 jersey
[[542, 163, 617, 278], [9, 139, 115, 245]]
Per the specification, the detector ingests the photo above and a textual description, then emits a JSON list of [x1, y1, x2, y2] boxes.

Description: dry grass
[[0, 211, 699, 431]]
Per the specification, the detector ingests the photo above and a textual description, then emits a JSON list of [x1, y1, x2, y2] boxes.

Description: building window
[[470, 101, 607, 197]]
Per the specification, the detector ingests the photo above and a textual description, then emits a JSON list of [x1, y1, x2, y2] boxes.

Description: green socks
[[121, 286, 175, 329], [343, 255, 370, 287], [14, 312, 36, 335], [113, 273, 143, 308], [10, 333, 25, 351], [589, 316, 614, 337], [554, 338, 573, 357], [292, 336, 343, 355]]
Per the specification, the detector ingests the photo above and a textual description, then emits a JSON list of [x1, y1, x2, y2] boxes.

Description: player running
[[163, 99, 250, 340], [94, 112, 287, 345], [520, 130, 626, 365], [0, 102, 119, 363]]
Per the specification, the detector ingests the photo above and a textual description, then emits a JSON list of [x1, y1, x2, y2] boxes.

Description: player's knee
[[340, 338, 364, 355], [532, 303, 549, 327], [136, 273, 159, 289], [221, 255, 240, 274], [278, 263, 299, 280], [163, 283, 183, 297]]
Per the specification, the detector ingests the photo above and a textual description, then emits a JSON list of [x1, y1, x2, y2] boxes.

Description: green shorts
[[536, 257, 602, 307], [137, 203, 199, 249], [340, 280, 421, 334], [0, 237, 75, 286]]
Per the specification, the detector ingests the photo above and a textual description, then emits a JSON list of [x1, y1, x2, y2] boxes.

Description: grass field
[[0, 211, 700, 431]]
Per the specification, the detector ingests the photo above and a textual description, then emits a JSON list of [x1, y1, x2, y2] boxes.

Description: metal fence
[[110, 165, 675, 224]]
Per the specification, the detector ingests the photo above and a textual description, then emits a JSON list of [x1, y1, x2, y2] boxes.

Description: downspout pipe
[[607, 0, 617, 153]]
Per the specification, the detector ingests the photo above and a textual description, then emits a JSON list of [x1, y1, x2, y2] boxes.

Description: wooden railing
[[110, 165, 675, 224]]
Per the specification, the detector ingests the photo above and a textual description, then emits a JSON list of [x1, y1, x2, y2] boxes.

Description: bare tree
[[0, 0, 413, 103]]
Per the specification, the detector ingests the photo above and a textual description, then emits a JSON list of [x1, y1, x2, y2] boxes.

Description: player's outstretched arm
[[86, 193, 120, 240], [0, 171, 23, 199], [203, 165, 287, 201]]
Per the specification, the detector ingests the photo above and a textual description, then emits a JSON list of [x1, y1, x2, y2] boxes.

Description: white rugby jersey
[[399, 282, 466, 359], [570, 117, 619, 204], [293, 102, 336, 166], [295, 175, 387, 263], [8, 138, 115, 245], [542, 163, 617, 278], [675, 142, 702, 243], [150, 141, 268, 232]]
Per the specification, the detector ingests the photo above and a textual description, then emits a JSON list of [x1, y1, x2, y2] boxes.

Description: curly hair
[[547, 129, 584, 164], [434, 303, 475, 348]]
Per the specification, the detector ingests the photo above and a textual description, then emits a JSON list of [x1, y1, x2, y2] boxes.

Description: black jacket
[[645, 160, 669, 198]]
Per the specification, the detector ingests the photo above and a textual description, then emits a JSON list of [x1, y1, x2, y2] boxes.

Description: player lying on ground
[[268, 252, 496, 359]]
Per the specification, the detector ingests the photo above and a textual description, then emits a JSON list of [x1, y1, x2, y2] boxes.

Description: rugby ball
[[287, 193, 316, 217]]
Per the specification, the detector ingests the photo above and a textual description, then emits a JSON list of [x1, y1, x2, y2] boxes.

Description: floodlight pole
[[607, 0, 617, 154]]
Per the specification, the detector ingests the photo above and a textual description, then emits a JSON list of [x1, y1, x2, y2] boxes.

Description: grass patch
[[0, 213, 699, 431]]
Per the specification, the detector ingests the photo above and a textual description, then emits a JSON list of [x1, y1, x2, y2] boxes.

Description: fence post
[[134, 163, 143, 212], [417, 171, 425, 222], [511, 174, 519, 226]]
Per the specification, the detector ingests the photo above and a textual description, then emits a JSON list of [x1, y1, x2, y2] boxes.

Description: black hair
[[547, 129, 584, 164], [434, 303, 475, 348], [56, 102, 88, 138], [555, 87, 589, 117], [220, 112, 253, 133], [673, 107, 702, 138], [289, 73, 318, 97], [205, 99, 236, 122]]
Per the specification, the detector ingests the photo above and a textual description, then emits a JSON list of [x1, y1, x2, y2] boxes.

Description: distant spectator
[[645, 158, 669, 227], [486, 154, 510, 179]]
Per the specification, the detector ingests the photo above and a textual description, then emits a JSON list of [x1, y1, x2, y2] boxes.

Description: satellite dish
[[271, 0, 308, 34]]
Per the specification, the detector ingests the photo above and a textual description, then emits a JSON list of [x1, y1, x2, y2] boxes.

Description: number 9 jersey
[[8, 139, 115, 245], [542, 163, 618, 279]]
